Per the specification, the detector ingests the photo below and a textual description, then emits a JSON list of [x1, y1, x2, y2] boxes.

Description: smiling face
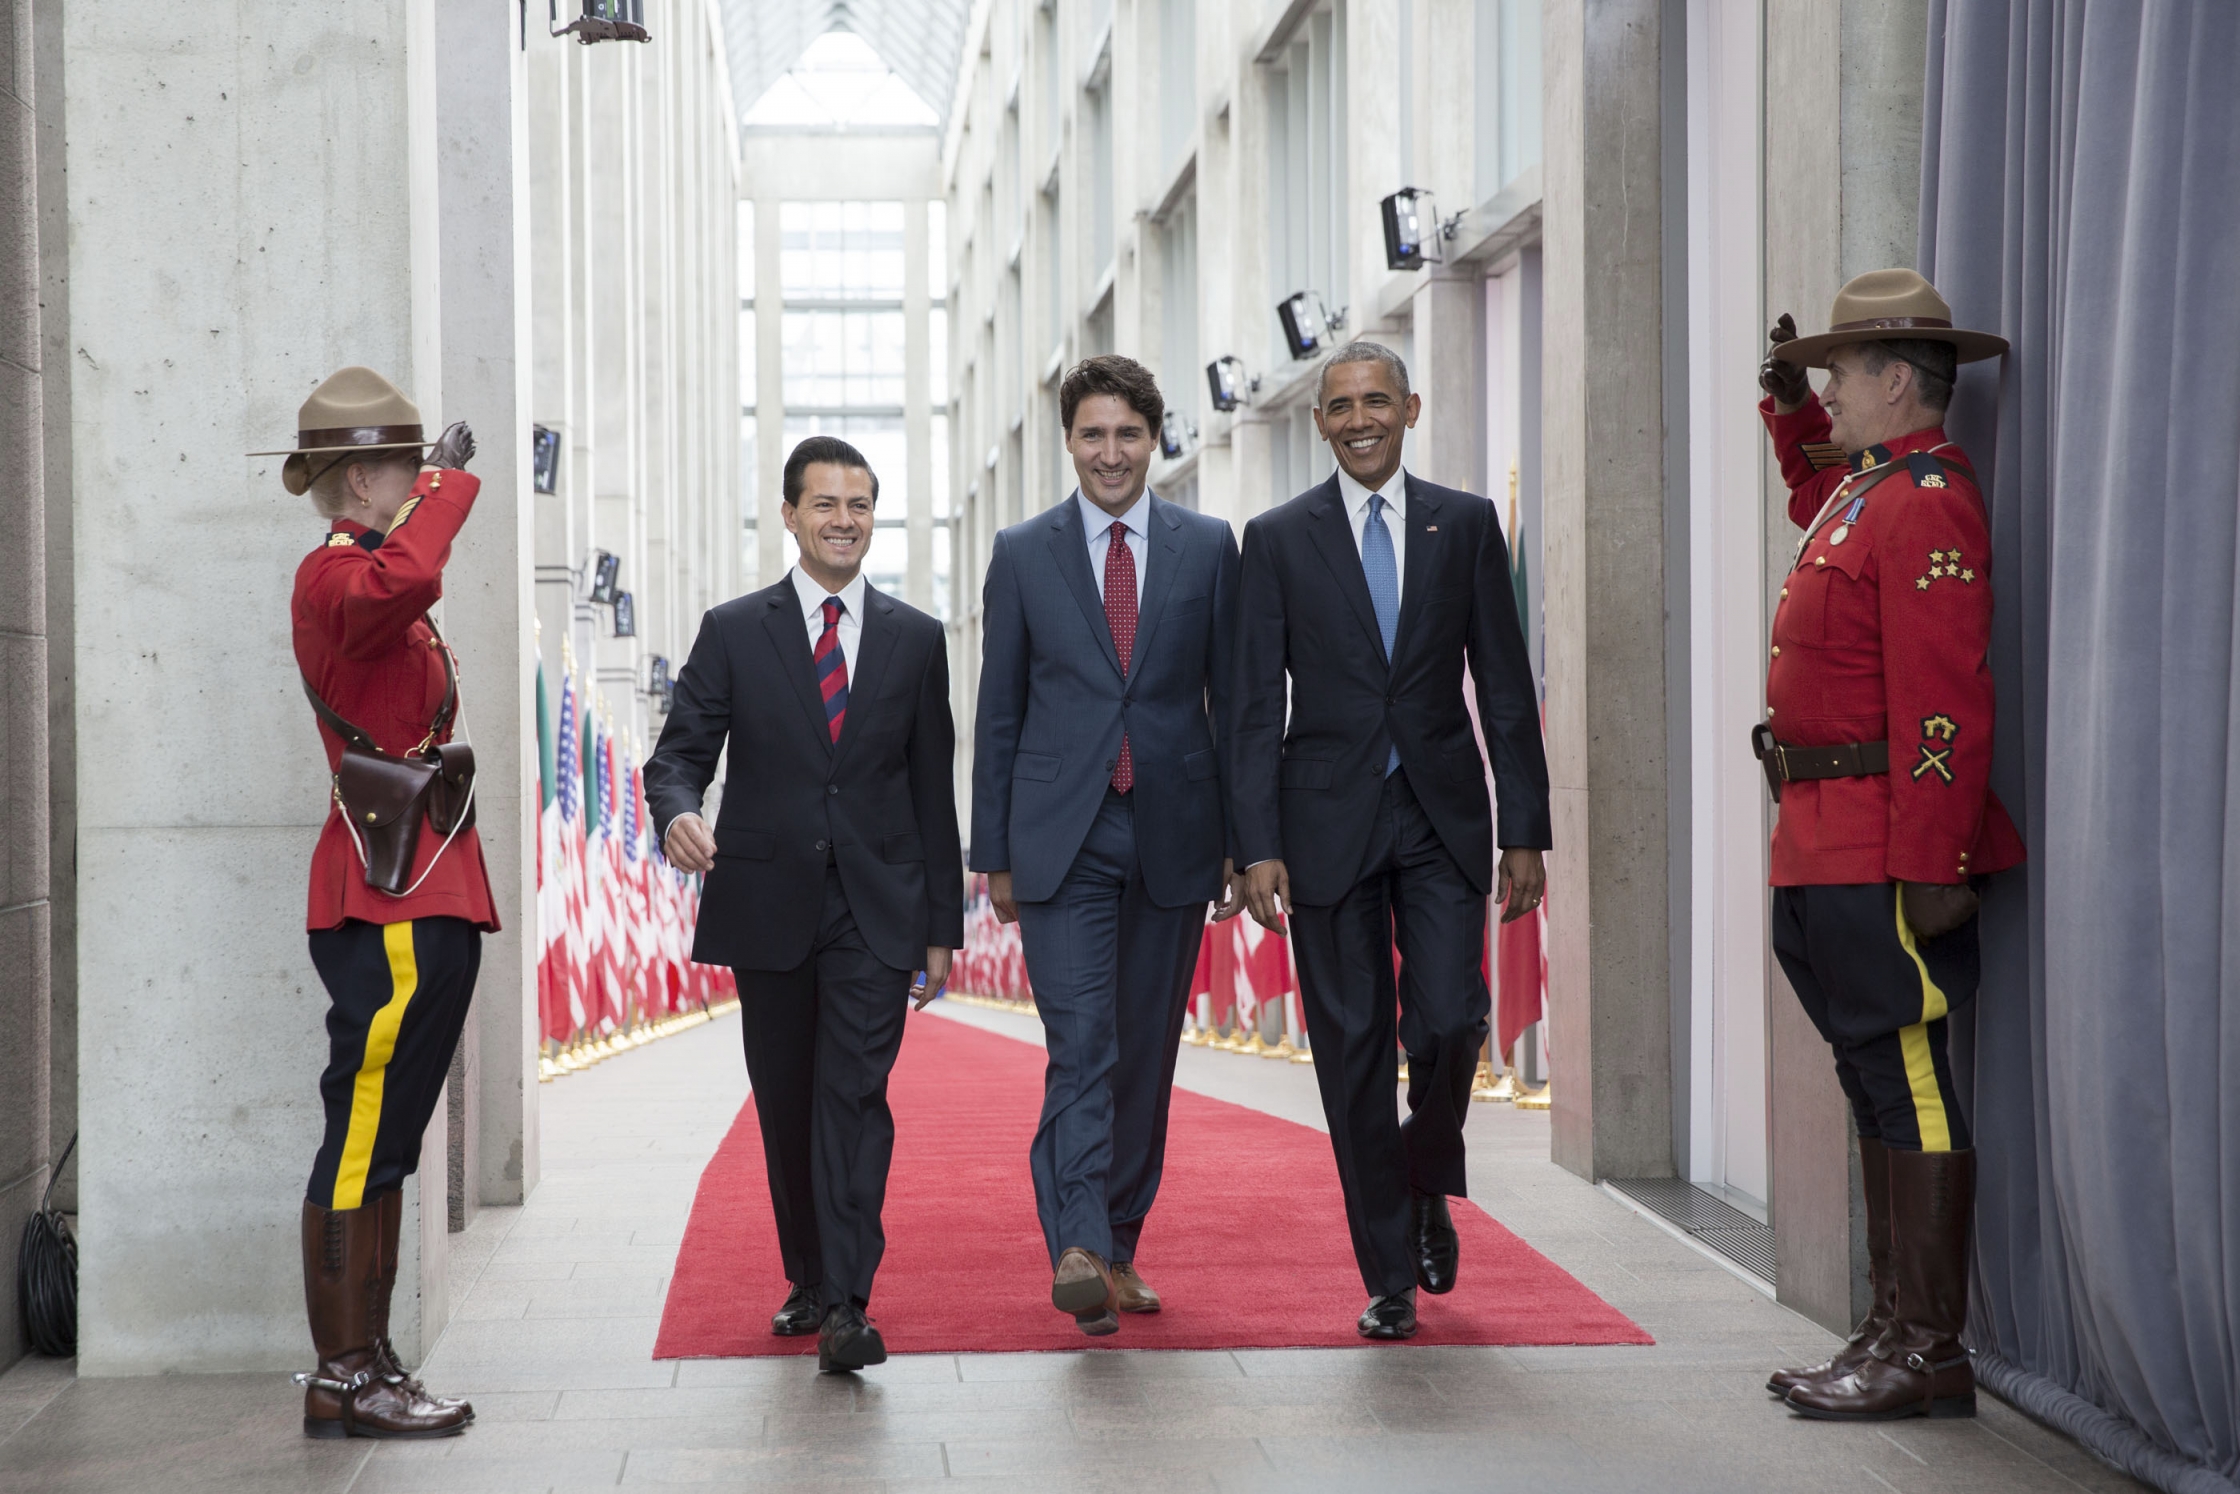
[[1066, 393, 1157, 516], [1820, 344, 1934, 455], [1313, 358, 1421, 490], [782, 460, 877, 591]]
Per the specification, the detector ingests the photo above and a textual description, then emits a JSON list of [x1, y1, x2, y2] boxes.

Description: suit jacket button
[[815, 839, 829, 852], [828, 784, 839, 795], [1105, 759, 1116, 771]]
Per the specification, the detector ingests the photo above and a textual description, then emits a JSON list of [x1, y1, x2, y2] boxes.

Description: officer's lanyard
[[1789, 442, 1959, 568]]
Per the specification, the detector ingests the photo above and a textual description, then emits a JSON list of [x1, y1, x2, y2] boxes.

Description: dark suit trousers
[[733, 868, 912, 1311], [1289, 769, 1491, 1298], [1016, 789, 1205, 1267]]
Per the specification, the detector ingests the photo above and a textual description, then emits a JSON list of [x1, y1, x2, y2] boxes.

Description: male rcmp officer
[[1754, 269, 2025, 1421]]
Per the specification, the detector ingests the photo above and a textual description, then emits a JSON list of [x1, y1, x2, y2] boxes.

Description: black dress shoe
[[1411, 1191, 1459, 1295], [817, 1304, 887, 1374], [771, 1284, 822, 1337], [1357, 1290, 1419, 1340]]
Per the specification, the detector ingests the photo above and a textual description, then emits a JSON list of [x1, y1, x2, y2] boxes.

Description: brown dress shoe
[[1052, 1246, 1115, 1331], [297, 1197, 472, 1440], [1111, 1263, 1161, 1314], [1787, 1149, 1976, 1422], [1769, 1138, 1894, 1396]]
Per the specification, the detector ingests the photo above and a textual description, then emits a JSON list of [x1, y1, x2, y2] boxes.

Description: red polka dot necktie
[[1105, 525, 1136, 793], [814, 596, 848, 743]]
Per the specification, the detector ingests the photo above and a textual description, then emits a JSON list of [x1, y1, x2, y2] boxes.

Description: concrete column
[[755, 189, 785, 588], [529, 28, 579, 672], [905, 199, 934, 612], [1760, 0, 1929, 1337], [1, 0, 55, 1372], [1408, 269, 1486, 495], [65, 0, 452, 1372], [437, 0, 539, 1216], [1540, 0, 1675, 1182]]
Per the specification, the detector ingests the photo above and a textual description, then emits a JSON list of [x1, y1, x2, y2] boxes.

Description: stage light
[[1159, 412, 1198, 461], [1381, 187, 1463, 271], [1278, 291, 1345, 361], [647, 655, 674, 714], [1206, 356, 1258, 413], [612, 591, 636, 639], [532, 425, 561, 494], [588, 550, 621, 605], [549, 0, 649, 42]]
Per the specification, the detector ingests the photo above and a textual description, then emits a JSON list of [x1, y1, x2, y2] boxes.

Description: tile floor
[[0, 1002, 2147, 1494]]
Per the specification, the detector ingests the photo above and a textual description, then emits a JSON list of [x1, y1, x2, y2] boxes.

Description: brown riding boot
[[1787, 1148, 1976, 1421], [1768, 1137, 1895, 1396], [368, 1189, 474, 1423], [296, 1198, 471, 1439]]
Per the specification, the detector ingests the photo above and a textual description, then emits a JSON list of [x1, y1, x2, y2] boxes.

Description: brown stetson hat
[[1773, 268, 2009, 369], [248, 365, 434, 495]]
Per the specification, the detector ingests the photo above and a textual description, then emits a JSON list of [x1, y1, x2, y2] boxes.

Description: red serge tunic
[[1761, 394, 2026, 888], [292, 468, 500, 932]]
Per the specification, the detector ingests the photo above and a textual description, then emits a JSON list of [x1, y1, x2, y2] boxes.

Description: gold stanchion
[[1237, 1031, 1269, 1057], [1471, 1059, 1499, 1101], [1396, 1058, 1411, 1086], [1289, 1044, 1315, 1065], [1263, 1036, 1299, 1060], [1515, 1078, 1551, 1111]]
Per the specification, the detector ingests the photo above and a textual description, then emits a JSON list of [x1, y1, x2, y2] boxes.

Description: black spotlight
[[532, 424, 561, 494], [612, 590, 636, 639], [588, 550, 621, 605], [1278, 291, 1345, 361], [1159, 412, 1197, 461], [550, 0, 650, 43], [1206, 356, 1257, 413], [1386, 188, 1448, 270]]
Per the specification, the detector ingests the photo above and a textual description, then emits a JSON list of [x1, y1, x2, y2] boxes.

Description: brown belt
[[1750, 725, 1887, 802]]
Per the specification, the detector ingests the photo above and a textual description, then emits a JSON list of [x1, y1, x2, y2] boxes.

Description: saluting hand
[[663, 812, 717, 874], [428, 420, 477, 472], [1758, 314, 1810, 411]]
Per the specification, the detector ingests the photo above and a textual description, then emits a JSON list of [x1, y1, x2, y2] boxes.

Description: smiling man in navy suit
[[972, 356, 1242, 1335], [1232, 342, 1550, 1341]]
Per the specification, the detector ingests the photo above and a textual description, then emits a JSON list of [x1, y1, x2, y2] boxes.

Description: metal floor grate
[[1608, 1178, 1777, 1283]]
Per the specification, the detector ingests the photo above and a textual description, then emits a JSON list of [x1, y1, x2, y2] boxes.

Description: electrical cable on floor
[[16, 1131, 77, 1357]]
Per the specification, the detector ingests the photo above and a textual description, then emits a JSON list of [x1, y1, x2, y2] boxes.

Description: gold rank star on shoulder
[[1916, 548, 1974, 590]]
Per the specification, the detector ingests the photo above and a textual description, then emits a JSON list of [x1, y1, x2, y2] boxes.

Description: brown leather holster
[[1750, 724, 1888, 804], [305, 621, 474, 895]]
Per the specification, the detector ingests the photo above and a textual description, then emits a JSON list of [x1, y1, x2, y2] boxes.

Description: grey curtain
[[1919, 4, 2240, 1492]]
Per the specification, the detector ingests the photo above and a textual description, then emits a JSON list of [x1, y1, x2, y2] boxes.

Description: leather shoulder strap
[[302, 613, 457, 754]]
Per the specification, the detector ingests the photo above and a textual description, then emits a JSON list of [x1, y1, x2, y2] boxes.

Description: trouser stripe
[[332, 921, 420, 1209], [1893, 893, 1954, 1153]]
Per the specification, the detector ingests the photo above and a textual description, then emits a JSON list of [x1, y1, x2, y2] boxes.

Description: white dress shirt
[[1337, 465, 1410, 605], [788, 565, 866, 673], [1077, 489, 1150, 605]]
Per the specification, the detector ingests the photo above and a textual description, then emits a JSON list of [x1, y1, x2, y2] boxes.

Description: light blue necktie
[[1361, 494, 1401, 775]]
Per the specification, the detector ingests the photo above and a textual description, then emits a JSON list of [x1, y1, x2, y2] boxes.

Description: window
[[781, 310, 907, 408], [1160, 0, 1197, 176], [1086, 76, 1114, 280], [780, 202, 906, 301], [1266, 5, 1349, 366], [1475, 0, 1543, 201], [1161, 194, 1200, 427]]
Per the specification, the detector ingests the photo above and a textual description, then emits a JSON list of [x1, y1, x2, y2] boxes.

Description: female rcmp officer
[[256, 366, 493, 1439]]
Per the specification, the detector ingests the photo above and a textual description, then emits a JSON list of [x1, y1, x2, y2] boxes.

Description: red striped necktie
[[814, 596, 848, 743], [1105, 525, 1136, 793]]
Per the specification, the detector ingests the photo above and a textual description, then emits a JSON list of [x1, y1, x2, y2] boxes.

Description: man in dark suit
[[1232, 342, 1550, 1340], [972, 356, 1241, 1335], [644, 436, 962, 1374]]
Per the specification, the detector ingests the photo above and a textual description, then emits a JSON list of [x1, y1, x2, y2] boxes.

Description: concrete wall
[[0, 0, 55, 1374], [1540, 0, 1676, 1182]]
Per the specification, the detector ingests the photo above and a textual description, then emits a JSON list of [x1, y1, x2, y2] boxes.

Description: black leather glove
[[1758, 313, 1811, 406], [1901, 881, 1980, 940], [427, 420, 476, 472]]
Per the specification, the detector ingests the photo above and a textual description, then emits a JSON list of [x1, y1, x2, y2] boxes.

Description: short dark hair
[[1316, 340, 1411, 405], [782, 435, 879, 506], [1059, 355, 1164, 435], [1855, 338, 1957, 412]]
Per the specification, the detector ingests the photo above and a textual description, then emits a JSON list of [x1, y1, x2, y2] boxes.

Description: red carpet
[[654, 1012, 1651, 1357]]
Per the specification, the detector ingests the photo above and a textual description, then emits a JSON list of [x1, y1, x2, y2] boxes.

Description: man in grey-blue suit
[[972, 355, 1241, 1336]]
